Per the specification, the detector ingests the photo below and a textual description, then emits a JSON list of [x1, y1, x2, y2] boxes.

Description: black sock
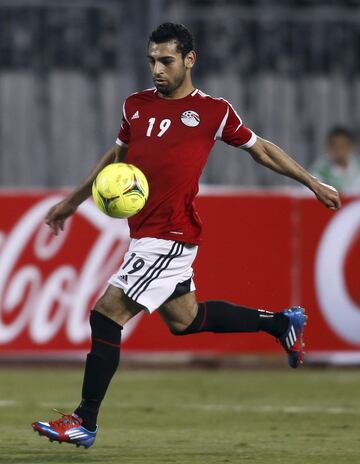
[[175, 301, 288, 338], [74, 310, 122, 431]]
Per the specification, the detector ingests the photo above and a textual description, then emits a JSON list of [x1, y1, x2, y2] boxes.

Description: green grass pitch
[[0, 367, 360, 464]]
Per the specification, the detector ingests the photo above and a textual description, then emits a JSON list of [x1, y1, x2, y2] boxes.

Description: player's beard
[[154, 68, 186, 96]]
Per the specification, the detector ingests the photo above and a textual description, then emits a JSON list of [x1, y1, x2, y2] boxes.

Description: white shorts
[[108, 237, 198, 313]]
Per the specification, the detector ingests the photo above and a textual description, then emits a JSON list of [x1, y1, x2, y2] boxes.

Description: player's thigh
[[95, 284, 144, 326], [158, 291, 198, 333]]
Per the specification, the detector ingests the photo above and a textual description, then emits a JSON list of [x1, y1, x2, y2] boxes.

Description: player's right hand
[[45, 199, 78, 235], [313, 181, 342, 211]]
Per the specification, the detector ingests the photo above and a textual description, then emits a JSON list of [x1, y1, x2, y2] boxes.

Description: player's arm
[[245, 137, 341, 210], [46, 143, 127, 235]]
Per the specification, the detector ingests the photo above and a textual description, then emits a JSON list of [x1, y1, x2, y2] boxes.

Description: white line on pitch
[[0, 400, 18, 407], [35, 402, 360, 415], [86, 403, 360, 415], [38, 402, 76, 408], [184, 404, 358, 414]]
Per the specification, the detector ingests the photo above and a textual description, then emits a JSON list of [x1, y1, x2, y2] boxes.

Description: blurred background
[[1, 0, 360, 187]]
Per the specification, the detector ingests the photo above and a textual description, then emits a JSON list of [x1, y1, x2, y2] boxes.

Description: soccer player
[[32, 23, 341, 448]]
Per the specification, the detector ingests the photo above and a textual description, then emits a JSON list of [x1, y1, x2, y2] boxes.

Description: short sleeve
[[116, 100, 130, 146], [215, 101, 257, 149]]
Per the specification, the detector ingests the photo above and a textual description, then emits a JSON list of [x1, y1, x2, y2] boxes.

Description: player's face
[[147, 41, 192, 96]]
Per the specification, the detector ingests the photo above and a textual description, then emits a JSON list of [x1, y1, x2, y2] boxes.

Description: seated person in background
[[311, 126, 360, 194]]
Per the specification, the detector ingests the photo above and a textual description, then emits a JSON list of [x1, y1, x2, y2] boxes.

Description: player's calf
[[73, 309, 123, 431], [168, 300, 307, 368], [170, 300, 289, 337]]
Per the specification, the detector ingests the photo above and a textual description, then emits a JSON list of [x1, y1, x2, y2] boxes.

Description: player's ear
[[185, 51, 196, 69]]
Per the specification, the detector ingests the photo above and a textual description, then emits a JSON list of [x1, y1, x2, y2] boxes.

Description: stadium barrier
[[0, 190, 359, 364]]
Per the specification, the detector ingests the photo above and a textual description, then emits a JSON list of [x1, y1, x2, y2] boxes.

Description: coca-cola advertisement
[[0, 191, 359, 362], [0, 193, 131, 356]]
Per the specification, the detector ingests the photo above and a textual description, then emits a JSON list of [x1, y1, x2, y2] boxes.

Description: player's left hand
[[312, 181, 341, 210]]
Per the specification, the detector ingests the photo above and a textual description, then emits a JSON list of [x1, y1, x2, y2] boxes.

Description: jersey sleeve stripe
[[228, 101, 243, 126], [214, 107, 229, 140], [238, 130, 257, 149], [122, 101, 130, 124], [116, 137, 128, 147]]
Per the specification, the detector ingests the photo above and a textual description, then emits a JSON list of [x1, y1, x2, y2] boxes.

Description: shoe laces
[[49, 409, 82, 431]]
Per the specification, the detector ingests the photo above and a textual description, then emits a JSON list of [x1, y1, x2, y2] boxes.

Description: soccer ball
[[92, 163, 149, 218]]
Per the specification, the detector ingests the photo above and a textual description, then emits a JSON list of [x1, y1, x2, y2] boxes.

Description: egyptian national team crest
[[181, 110, 200, 127]]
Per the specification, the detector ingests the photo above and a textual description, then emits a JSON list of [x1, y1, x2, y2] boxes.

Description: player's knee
[[94, 294, 116, 319], [167, 321, 190, 336], [94, 287, 144, 326], [94, 296, 129, 326]]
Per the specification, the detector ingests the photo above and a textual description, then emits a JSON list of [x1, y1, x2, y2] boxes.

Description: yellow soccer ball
[[92, 163, 149, 218]]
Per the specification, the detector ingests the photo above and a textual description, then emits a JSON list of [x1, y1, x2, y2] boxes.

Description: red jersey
[[116, 88, 256, 244]]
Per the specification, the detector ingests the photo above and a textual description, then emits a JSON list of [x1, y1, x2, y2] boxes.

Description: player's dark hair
[[149, 22, 194, 58], [327, 126, 355, 142]]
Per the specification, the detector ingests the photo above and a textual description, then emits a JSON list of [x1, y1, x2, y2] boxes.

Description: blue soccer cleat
[[278, 306, 307, 368], [31, 410, 97, 448]]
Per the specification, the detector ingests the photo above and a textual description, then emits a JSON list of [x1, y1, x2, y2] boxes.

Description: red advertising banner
[[0, 191, 359, 360], [297, 197, 360, 360]]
